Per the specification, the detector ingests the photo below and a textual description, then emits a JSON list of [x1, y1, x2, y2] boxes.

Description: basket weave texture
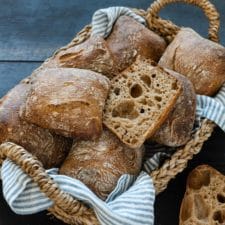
[[0, 0, 220, 224]]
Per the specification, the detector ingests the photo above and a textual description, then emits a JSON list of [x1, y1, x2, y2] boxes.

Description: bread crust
[[159, 28, 225, 96], [107, 16, 167, 72], [55, 36, 119, 79], [0, 81, 72, 168], [59, 128, 144, 200], [152, 68, 196, 147], [20, 68, 110, 140], [180, 165, 225, 225]]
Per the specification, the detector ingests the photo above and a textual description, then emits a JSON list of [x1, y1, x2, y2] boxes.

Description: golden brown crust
[[55, 36, 119, 79], [152, 68, 196, 147], [0, 82, 72, 169], [59, 128, 144, 200], [20, 68, 110, 139], [159, 28, 225, 96], [180, 165, 225, 225], [107, 16, 167, 71]]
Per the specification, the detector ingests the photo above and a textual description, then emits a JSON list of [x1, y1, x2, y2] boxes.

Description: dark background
[[0, 0, 225, 224]]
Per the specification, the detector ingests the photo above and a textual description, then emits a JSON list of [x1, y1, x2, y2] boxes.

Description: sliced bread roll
[[0, 80, 72, 169], [180, 165, 225, 225], [20, 68, 110, 140], [59, 128, 144, 200], [159, 28, 225, 96], [103, 57, 182, 149], [152, 69, 196, 147]]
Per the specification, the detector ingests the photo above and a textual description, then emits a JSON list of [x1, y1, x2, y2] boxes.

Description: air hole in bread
[[130, 84, 143, 98], [151, 74, 156, 78], [140, 109, 145, 113], [141, 75, 151, 87], [114, 88, 120, 96], [217, 194, 225, 203], [139, 98, 147, 105], [112, 100, 139, 119], [147, 100, 154, 107], [213, 210, 225, 223], [155, 89, 162, 94], [194, 194, 209, 221], [155, 96, 162, 102], [131, 138, 138, 144], [188, 170, 210, 189]]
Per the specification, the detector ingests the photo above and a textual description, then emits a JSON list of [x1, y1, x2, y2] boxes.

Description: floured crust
[[159, 28, 225, 96], [103, 57, 182, 149], [152, 68, 196, 147], [0, 81, 72, 169], [107, 15, 167, 71], [180, 165, 225, 225], [59, 128, 144, 200], [55, 36, 119, 79], [20, 68, 110, 139]]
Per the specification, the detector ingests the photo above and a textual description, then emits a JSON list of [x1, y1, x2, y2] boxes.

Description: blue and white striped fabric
[[196, 83, 225, 130], [92, 7, 146, 38], [2, 6, 225, 225], [1, 159, 155, 225]]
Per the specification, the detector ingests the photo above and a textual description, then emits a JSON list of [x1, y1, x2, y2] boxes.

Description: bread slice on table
[[103, 57, 182, 149], [152, 68, 196, 147], [180, 165, 225, 225], [0, 79, 72, 169], [20, 68, 110, 140], [55, 36, 119, 79], [159, 28, 225, 96], [107, 15, 167, 72], [59, 128, 144, 200]]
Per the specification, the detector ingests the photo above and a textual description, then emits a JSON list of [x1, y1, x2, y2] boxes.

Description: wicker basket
[[0, 0, 220, 224]]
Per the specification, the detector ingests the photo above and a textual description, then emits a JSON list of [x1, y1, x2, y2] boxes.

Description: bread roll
[[180, 165, 225, 225], [107, 16, 167, 71], [20, 68, 110, 139], [103, 57, 182, 149], [59, 128, 144, 200], [56, 36, 119, 79], [159, 28, 225, 96], [54, 16, 166, 79], [152, 69, 196, 147], [0, 80, 72, 169]]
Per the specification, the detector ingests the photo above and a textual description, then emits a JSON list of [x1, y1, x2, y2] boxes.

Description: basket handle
[[0, 142, 99, 225], [146, 0, 220, 43]]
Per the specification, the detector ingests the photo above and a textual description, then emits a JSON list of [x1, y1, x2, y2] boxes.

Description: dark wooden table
[[0, 1, 225, 224]]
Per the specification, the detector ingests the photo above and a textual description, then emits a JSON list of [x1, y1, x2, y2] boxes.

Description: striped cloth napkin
[[2, 6, 225, 225]]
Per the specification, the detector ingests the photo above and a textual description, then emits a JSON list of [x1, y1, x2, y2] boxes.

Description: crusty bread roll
[[159, 28, 225, 96], [0, 80, 72, 169], [152, 69, 196, 147], [107, 16, 167, 72], [59, 128, 144, 200], [103, 57, 182, 149], [20, 68, 110, 140], [54, 16, 166, 79], [56, 36, 119, 79], [180, 165, 225, 225]]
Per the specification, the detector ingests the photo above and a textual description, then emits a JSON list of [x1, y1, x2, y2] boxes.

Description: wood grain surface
[[0, 1, 225, 224]]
